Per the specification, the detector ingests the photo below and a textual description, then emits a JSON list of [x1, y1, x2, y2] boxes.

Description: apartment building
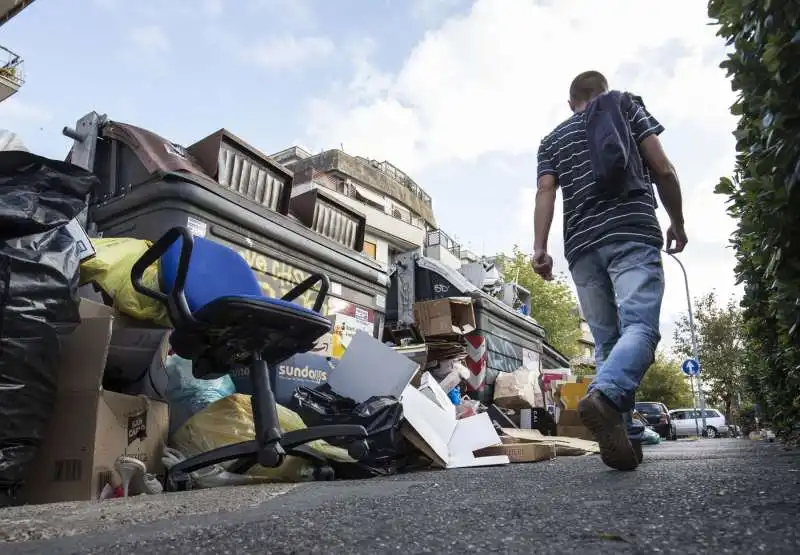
[[269, 146, 436, 268], [0, 1, 35, 103]]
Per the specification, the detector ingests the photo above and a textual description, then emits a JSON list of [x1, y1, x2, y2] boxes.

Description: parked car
[[670, 408, 729, 438], [634, 402, 675, 440]]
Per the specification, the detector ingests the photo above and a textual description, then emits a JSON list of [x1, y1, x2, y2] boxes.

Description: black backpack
[[585, 90, 647, 198]]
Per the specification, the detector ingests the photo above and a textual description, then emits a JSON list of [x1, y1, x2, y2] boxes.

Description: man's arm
[[625, 95, 687, 252], [533, 141, 558, 279], [639, 134, 684, 226], [534, 174, 557, 252]]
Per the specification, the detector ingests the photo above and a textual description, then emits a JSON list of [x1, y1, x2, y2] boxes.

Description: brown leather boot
[[578, 390, 639, 471]]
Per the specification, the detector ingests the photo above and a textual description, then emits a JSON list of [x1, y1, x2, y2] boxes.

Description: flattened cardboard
[[413, 297, 476, 337], [401, 374, 508, 469], [327, 331, 419, 403], [500, 427, 599, 455], [18, 299, 169, 505], [474, 436, 555, 463]]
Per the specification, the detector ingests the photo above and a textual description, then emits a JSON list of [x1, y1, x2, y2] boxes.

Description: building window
[[362, 241, 377, 259]]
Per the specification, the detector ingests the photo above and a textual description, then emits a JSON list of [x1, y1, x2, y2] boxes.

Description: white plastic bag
[[0, 129, 29, 152]]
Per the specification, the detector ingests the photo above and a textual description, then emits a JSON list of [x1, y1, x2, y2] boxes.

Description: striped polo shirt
[[537, 96, 665, 266]]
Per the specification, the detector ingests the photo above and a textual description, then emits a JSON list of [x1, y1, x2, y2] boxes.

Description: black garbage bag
[[290, 384, 412, 478], [0, 151, 97, 498]]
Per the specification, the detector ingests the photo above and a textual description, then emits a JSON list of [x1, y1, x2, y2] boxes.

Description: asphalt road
[[2, 439, 799, 554]]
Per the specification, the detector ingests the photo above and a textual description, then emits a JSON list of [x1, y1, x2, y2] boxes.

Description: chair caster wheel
[[258, 444, 286, 468], [166, 471, 191, 493], [314, 466, 335, 481], [347, 439, 369, 461]]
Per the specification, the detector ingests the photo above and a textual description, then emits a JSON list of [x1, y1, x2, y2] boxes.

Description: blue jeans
[[570, 241, 665, 442]]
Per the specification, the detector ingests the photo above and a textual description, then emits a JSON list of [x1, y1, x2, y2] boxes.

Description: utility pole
[[667, 252, 708, 437]]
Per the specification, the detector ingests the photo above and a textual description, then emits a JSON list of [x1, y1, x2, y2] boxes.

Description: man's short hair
[[569, 71, 609, 103]]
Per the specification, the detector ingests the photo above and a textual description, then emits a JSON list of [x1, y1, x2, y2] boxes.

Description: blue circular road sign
[[682, 358, 700, 377]]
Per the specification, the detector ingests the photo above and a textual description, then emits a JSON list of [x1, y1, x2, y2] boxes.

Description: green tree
[[498, 246, 582, 358], [708, 2, 800, 435], [637, 353, 694, 409], [672, 291, 745, 420]]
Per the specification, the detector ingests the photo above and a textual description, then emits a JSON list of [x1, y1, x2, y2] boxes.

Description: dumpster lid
[[102, 120, 209, 179]]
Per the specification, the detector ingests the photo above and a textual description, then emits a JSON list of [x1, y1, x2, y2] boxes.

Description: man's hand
[[532, 249, 554, 280], [666, 222, 688, 254]]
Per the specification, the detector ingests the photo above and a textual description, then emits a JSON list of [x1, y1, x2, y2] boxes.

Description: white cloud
[[128, 24, 171, 56], [306, 0, 732, 172], [249, 35, 334, 70], [304, 0, 740, 343]]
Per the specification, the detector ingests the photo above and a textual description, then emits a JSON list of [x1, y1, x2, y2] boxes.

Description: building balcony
[[424, 228, 462, 271], [0, 45, 24, 102]]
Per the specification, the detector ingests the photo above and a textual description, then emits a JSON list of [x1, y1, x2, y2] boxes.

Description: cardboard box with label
[[413, 297, 476, 338], [18, 300, 169, 505]]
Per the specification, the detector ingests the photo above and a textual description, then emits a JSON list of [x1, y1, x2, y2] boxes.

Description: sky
[[1, 0, 741, 352]]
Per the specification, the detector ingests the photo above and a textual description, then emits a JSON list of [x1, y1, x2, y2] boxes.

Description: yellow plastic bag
[[80, 237, 171, 326], [170, 394, 354, 482]]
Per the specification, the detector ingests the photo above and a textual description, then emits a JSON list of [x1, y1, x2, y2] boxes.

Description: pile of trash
[[0, 136, 601, 510]]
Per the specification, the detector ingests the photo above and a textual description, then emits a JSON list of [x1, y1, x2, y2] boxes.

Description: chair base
[[166, 350, 369, 491]]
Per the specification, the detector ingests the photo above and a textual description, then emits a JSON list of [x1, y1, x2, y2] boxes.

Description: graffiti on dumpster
[[433, 283, 450, 295], [237, 248, 320, 309], [485, 334, 522, 374]]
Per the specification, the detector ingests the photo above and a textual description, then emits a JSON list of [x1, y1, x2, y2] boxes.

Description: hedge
[[708, 0, 800, 435]]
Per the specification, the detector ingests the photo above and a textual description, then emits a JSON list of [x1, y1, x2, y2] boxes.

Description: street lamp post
[[666, 252, 708, 437]]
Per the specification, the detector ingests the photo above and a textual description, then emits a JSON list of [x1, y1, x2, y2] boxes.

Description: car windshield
[[635, 403, 661, 414]]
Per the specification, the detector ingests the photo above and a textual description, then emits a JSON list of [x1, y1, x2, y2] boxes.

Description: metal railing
[[425, 228, 461, 258], [355, 156, 433, 207], [0, 45, 24, 86]]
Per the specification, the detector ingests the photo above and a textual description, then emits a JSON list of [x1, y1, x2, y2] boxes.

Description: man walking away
[[532, 71, 687, 471]]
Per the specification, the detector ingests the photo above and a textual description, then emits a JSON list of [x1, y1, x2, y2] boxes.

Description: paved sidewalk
[[2, 439, 799, 554]]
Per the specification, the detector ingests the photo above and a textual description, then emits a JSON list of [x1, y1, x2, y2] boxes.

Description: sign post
[[682, 358, 702, 437], [668, 252, 709, 437]]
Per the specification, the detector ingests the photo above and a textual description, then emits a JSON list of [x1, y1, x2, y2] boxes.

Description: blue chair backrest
[[160, 235, 263, 313]]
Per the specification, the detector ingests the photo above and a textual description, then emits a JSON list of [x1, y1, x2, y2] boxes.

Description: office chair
[[130, 226, 369, 489]]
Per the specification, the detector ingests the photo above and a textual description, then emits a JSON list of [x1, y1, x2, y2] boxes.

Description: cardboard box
[[557, 382, 590, 411], [413, 297, 476, 337], [557, 409, 596, 441], [18, 299, 169, 505]]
